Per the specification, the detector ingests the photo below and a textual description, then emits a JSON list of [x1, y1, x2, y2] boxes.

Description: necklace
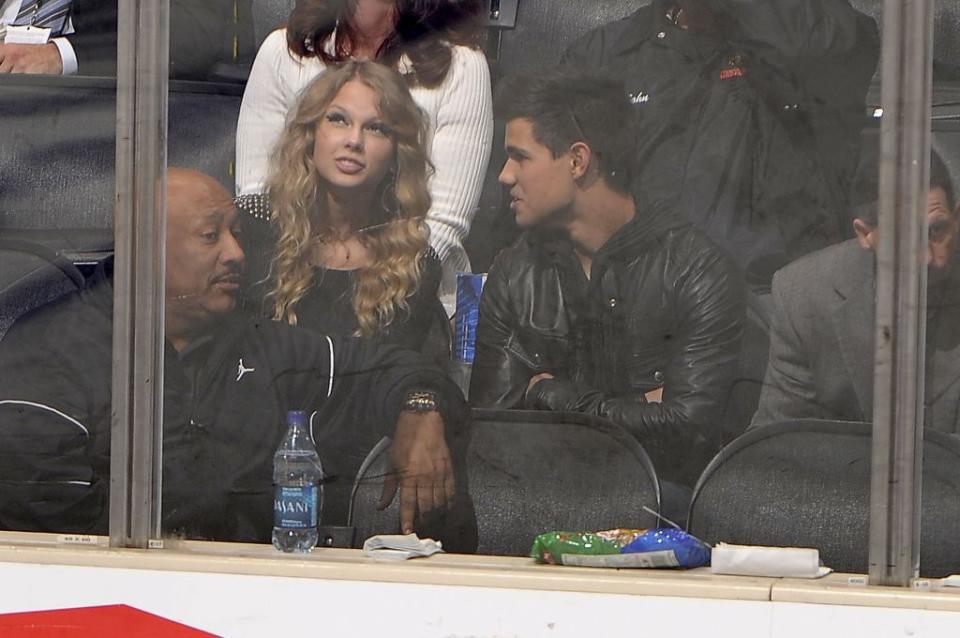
[[315, 235, 352, 266]]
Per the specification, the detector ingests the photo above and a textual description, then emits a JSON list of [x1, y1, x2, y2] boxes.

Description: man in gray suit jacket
[[752, 151, 960, 432]]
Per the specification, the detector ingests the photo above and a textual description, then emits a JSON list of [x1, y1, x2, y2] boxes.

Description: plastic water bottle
[[272, 410, 323, 552]]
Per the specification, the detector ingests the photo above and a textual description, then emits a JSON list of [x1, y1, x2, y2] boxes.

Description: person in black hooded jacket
[[0, 168, 473, 548], [560, 0, 880, 288], [470, 72, 745, 511]]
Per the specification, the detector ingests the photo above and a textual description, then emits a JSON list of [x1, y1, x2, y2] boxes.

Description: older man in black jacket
[[561, 0, 880, 288], [0, 168, 469, 546], [470, 71, 745, 508]]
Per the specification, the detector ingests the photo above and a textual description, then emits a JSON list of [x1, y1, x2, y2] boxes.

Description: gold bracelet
[[402, 390, 439, 413]]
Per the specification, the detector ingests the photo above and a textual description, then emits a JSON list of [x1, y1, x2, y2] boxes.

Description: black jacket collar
[[527, 198, 689, 265]]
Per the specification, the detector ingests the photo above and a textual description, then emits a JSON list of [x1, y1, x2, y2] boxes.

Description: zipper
[[186, 321, 246, 431]]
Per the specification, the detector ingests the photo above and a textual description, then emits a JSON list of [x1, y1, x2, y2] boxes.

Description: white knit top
[[235, 29, 494, 315]]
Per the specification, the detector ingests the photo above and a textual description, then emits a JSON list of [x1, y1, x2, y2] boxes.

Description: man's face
[[855, 186, 958, 284], [499, 118, 576, 230], [926, 187, 958, 273], [166, 175, 245, 325]]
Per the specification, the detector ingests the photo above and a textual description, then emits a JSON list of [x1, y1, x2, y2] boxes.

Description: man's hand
[[379, 410, 455, 534], [0, 43, 63, 74], [526, 372, 555, 398]]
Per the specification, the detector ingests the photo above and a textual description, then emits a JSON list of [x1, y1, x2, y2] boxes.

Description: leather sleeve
[[468, 251, 535, 409], [528, 248, 745, 467]]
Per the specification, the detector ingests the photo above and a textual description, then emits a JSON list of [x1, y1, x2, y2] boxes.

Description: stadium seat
[[0, 76, 241, 234], [252, 0, 294, 50], [350, 409, 660, 556], [0, 240, 85, 342], [687, 419, 960, 577]]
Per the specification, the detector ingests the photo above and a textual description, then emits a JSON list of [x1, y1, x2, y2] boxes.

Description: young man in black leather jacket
[[470, 71, 745, 512]]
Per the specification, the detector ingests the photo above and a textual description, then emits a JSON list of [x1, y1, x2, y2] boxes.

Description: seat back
[[0, 241, 85, 341], [0, 77, 116, 231], [688, 420, 960, 576], [352, 409, 660, 556], [850, 1, 960, 77], [0, 76, 241, 233], [346, 436, 397, 546], [252, 0, 294, 50], [914, 429, 960, 577]]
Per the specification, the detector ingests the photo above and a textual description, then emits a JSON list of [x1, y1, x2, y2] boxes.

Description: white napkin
[[362, 533, 443, 561], [711, 543, 832, 578]]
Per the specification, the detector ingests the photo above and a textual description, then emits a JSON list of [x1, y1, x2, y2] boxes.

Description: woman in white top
[[236, 0, 493, 315]]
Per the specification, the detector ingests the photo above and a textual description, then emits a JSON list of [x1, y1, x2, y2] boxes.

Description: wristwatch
[[402, 390, 439, 413]]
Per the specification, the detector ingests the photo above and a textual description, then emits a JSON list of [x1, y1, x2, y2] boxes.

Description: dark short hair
[[494, 70, 635, 194], [850, 146, 955, 225], [931, 151, 955, 211], [287, 0, 485, 88]]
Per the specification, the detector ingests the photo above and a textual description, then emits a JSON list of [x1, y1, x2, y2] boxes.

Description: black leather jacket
[[470, 214, 745, 485]]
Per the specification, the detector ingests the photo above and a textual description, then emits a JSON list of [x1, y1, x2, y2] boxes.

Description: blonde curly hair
[[265, 60, 432, 336]]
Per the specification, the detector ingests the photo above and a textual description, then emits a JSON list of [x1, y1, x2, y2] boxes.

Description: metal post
[[110, 0, 170, 548], [869, 0, 934, 586]]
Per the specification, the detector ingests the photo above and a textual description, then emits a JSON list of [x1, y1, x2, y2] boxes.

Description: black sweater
[[240, 207, 446, 354]]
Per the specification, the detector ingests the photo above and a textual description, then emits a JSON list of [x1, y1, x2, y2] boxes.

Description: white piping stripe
[[325, 335, 335, 398], [309, 410, 319, 445], [0, 400, 89, 435], [1, 480, 93, 487]]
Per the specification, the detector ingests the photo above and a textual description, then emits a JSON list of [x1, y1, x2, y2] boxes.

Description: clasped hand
[[0, 42, 63, 74], [379, 410, 455, 535]]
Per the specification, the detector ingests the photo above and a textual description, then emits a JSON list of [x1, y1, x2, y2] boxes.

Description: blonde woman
[[236, 0, 493, 316], [237, 60, 444, 352]]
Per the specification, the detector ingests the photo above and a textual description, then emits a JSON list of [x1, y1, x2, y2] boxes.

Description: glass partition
[[0, 71, 116, 539], [1, 0, 953, 589], [913, 5, 960, 578]]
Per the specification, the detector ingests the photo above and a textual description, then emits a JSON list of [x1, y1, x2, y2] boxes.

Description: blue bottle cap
[[286, 410, 308, 426]]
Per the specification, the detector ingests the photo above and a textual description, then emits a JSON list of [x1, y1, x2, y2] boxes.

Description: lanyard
[[26, 0, 43, 26]]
